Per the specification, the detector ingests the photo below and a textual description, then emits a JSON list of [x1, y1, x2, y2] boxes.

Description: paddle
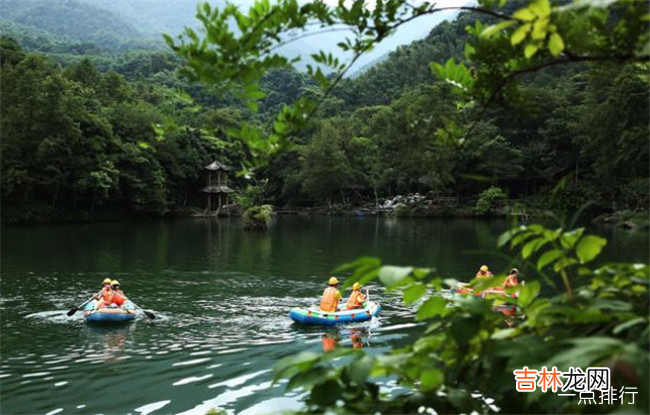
[[130, 301, 155, 319], [66, 292, 100, 316], [365, 287, 370, 301]]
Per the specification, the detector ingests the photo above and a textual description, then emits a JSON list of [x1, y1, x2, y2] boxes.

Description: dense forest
[[1, 3, 648, 224]]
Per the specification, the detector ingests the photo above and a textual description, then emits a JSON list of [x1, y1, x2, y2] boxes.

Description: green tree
[[573, 64, 650, 209], [298, 120, 353, 207]]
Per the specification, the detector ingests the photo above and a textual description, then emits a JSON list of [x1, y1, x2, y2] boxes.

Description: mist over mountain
[[77, 0, 208, 36], [0, 0, 144, 46]]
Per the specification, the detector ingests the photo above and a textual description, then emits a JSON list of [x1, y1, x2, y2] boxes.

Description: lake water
[[1, 217, 647, 414]]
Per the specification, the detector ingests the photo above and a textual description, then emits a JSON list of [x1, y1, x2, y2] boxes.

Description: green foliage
[[242, 204, 274, 230], [3, 0, 649, 222], [232, 180, 269, 209], [273, 224, 649, 413], [431, 58, 474, 93], [165, 0, 479, 172], [163, 0, 648, 214], [0, 40, 245, 223], [297, 120, 354, 207], [475, 186, 507, 215]]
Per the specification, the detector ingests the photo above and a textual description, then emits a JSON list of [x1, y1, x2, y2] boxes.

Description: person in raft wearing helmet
[[111, 280, 127, 303], [504, 268, 519, 296], [472, 265, 493, 297], [94, 278, 113, 301], [320, 277, 342, 312], [502, 268, 521, 323], [94, 278, 125, 309], [346, 282, 367, 310], [476, 265, 493, 278]]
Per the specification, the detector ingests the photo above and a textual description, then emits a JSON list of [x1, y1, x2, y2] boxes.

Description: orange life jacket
[[320, 286, 341, 312], [101, 287, 114, 303], [322, 336, 337, 352], [112, 291, 126, 306], [351, 335, 363, 349], [346, 290, 366, 310]]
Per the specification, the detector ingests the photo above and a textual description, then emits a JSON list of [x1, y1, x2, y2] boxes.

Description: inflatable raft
[[83, 300, 137, 324], [289, 301, 381, 326], [446, 288, 523, 318]]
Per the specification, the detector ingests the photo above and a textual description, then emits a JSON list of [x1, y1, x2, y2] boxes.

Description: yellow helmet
[[328, 277, 339, 285], [480, 265, 489, 272], [102, 278, 112, 285], [110, 280, 120, 286], [352, 282, 361, 291]]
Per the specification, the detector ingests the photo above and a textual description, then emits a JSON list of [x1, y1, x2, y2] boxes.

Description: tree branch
[[268, 27, 355, 53]]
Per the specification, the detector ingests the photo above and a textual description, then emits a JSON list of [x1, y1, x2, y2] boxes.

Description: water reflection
[[321, 326, 372, 352], [85, 325, 134, 364]]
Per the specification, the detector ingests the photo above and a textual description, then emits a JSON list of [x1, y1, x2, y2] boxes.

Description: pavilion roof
[[202, 185, 234, 194], [204, 161, 231, 171]]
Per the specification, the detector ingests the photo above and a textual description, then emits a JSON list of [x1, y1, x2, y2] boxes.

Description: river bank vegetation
[[1, 0, 648, 225]]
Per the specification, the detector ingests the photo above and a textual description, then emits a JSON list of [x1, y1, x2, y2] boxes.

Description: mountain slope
[[76, 0, 469, 74], [76, 0, 206, 36], [0, 0, 152, 50], [337, 13, 472, 106]]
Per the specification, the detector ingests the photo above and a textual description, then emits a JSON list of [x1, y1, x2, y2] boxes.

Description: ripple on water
[[0, 262, 418, 415], [240, 397, 304, 415], [172, 358, 212, 367], [179, 380, 275, 415], [207, 370, 269, 389], [22, 372, 51, 378], [172, 374, 213, 386], [135, 400, 171, 415]]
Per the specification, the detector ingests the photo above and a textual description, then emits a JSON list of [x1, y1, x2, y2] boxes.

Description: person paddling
[[504, 268, 519, 288], [94, 278, 112, 301], [504, 268, 519, 299], [345, 282, 367, 310], [320, 277, 342, 312], [476, 265, 493, 279], [94, 278, 113, 308], [110, 280, 126, 307], [95, 278, 124, 309]]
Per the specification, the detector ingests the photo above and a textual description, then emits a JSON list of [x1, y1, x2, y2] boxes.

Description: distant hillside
[[0, 0, 157, 51], [76, 0, 206, 36], [349, 53, 391, 78], [337, 13, 473, 106], [0, 17, 67, 52]]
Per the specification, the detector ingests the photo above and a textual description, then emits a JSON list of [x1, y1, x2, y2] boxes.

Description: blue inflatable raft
[[289, 301, 381, 326], [84, 300, 137, 324]]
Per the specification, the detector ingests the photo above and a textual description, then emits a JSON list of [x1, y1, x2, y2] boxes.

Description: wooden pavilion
[[202, 160, 234, 214]]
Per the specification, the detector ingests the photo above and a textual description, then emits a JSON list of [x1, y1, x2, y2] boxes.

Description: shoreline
[[3, 204, 646, 230]]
